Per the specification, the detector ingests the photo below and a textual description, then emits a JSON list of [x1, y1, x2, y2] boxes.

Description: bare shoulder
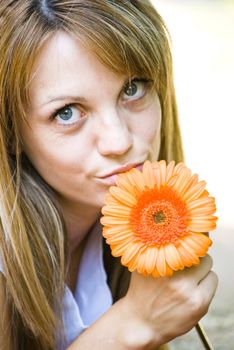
[[0, 273, 12, 350]]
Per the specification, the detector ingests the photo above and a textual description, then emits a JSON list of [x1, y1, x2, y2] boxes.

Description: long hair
[[0, 0, 183, 348]]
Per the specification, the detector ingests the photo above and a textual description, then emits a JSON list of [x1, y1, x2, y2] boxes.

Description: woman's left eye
[[53, 105, 84, 126], [122, 79, 150, 101]]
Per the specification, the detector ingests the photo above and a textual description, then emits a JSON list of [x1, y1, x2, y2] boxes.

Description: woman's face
[[22, 31, 161, 214]]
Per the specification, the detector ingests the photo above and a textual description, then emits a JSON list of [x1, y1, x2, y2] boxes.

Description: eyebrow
[[41, 77, 133, 107], [39, 76, 139, 108], [42, 95, 88, 106]]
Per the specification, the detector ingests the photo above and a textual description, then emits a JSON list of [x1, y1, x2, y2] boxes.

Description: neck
[[57, 197, 102, 254], [58, 201, 103, 293]]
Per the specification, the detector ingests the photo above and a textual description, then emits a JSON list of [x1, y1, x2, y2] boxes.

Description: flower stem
[[195, 322, 214, 350]]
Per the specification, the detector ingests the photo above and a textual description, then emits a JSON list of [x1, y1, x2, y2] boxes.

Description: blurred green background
[[151, 1, 234, 349]]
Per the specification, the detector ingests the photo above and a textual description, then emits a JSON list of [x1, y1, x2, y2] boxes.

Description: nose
[[95, 107, 133, 156]]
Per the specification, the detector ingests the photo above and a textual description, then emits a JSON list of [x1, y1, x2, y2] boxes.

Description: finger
[[197, 270, 219, 306], [184, 255, 213, 283]]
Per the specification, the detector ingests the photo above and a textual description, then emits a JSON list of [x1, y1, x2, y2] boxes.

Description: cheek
[[22, 134, 91, 200], [21, 125, 87, 179], [131, 106, 161, 143]]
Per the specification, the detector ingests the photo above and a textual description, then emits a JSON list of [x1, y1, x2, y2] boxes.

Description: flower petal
[[164, 244, 184, 270], [199, 189, 210, 198], [152, 162, 161, 188], [180, 174, 199, 198], [100, 216, 129, 226], [127, 256, 140, 272], [136, 249, 148, 274], [104, 193, 119, 205], [178, 239, 200, 266], [183, 234, 212, 256], [143, 160, 156, 189], [165, 263, 174, 276], [115, 173, 136, 192], [111, 238, 134, 257], [172, 168, 192, 196], [188, 204, 216, 216], [101, 205, 132, 217], [188, 217, 217, 232], [190, 232, 213, 246], [173, 162, 187, 175], [126, 168, 146, 191], [102, 225, 130, 237], [152, 268, 160, 278], [156, 246, 167, 276], [110, 186, 137, 206], [158, 160, 167, 185], [121, 242, 142, 265], [144, 246, 158, 274], [106, 229, 133, 245], [186, 197, 215, 211], [166, 174, 179, 187], [182, 181, 207, 202], [165, 160, 175, 182]]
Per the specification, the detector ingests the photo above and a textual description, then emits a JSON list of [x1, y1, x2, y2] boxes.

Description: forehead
[[29, 31, 125, 108]]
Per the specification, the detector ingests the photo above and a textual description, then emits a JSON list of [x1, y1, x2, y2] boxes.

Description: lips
[[95, 163, 144, 186], [98, 162, 144, 178]]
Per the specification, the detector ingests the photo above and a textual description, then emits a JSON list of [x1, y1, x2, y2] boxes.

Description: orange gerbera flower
[[100, 160, 217, 277]]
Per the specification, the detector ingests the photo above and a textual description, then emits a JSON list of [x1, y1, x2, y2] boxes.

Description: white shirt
[[0, 221, 113, 349]]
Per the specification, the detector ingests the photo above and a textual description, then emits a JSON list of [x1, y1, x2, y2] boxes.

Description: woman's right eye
[[54, 105, 84, 126]]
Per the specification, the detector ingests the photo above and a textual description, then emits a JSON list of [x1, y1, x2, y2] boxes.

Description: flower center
[[153, 211, 166, 224], [129, 186, 188, 246]]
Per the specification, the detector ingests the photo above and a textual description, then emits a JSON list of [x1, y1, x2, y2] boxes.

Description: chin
[[94, 192, 108, 210]]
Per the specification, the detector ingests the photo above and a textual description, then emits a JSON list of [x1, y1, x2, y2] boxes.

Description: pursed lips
[[97, 162, 144, 179]]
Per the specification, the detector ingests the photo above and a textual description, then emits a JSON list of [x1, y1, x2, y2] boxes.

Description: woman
[[0, 1, 218, 349]]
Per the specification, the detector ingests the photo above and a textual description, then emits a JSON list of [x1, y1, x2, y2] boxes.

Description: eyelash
[[123, 77, 152, 92], [51, 103, 73, 118], [50, 77, 153, 127]]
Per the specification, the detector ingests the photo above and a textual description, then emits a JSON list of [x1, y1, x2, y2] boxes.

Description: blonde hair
[[0, 0, 183, 348]]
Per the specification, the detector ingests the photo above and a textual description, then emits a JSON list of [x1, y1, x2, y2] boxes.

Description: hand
[[122, 255, 218, 348]]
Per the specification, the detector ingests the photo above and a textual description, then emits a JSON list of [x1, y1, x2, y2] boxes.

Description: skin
[[67, 256, 218, 350], [21, 31, 161, 256], [18, 31, 218, 349]]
